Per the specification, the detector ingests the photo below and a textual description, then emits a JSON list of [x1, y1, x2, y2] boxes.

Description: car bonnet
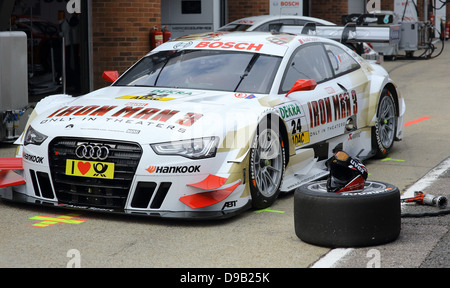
[[28, 86, 265, 146]]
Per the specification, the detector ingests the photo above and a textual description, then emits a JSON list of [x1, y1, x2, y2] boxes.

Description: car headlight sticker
[[23, 126, 48, 146], [151, 136, 219, 159]]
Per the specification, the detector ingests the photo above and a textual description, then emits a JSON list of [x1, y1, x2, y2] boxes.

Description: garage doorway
[[8, 0, 90, 99], [348, 0, 367, 14], [161, 0, 225, 39]]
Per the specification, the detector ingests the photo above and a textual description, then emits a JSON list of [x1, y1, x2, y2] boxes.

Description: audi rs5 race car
[[0, 31, 404, 219]]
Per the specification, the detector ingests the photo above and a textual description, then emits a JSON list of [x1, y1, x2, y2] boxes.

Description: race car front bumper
[[0, 185, 252, 219]]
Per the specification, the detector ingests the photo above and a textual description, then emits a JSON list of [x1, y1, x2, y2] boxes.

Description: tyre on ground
[[294, 180, 401, 248]]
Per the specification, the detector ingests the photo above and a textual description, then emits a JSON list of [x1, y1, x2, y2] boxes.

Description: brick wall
[[227, 0, 270, 22], [310, 0, 348, 24], [91, 0, 161, 89]]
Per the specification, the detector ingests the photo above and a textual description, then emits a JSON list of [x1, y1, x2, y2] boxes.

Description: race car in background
[[218, 15, 335, 32], [0, 31, 404, 219]]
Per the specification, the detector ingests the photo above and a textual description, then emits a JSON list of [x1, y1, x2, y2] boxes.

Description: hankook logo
[[24, 153, 44, 164], [146, 165, 200, 174]]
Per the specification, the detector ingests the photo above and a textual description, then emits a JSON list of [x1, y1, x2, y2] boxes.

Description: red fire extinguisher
[[150, 26, 163, 49], [162, 25, 171, 43], [446, 21, 450, 40]]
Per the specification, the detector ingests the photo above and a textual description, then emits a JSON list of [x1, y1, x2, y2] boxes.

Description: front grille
[[48, 137, 142, 210]]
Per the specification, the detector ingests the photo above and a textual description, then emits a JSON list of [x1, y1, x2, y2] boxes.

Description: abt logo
[[67, 0, 81, 14], [366, 0, 381, 13], [222, 200, 237, 210]]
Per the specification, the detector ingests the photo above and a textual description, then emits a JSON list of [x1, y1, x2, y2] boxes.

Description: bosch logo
[[281, 1, 300, 7], [75, 144, 110, 161]]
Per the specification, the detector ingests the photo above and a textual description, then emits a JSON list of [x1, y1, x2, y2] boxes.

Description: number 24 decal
[[291, 118, 302, 134]]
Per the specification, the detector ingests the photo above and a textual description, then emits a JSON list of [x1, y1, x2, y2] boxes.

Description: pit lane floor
[[0, 47, 449, 268]]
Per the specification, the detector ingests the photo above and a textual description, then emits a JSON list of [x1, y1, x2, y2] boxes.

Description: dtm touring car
[[0, 31, 404, 219]]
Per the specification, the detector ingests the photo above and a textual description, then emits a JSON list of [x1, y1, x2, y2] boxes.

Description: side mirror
[[285, 79, 317, 97], [102, 71, 119, 83]]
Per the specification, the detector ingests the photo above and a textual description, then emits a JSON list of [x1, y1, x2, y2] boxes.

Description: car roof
[[153, 31, 337, 57]]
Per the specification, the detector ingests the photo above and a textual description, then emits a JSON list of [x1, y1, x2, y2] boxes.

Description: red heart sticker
[[77, 162, 91, 175]]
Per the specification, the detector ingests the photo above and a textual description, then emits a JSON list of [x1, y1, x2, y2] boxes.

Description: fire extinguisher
[[162, 25, 171, 43], [150, 26, 163, 49], [446, 21, 450, 40]]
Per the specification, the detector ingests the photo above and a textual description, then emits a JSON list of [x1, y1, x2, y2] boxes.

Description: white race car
[[0, 31, 404, 219], [218, 15, 335, 32]]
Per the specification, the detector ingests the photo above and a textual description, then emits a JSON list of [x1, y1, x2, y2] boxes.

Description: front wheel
[[249, 117, 285, 209]]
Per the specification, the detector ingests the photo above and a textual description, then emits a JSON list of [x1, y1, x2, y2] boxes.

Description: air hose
[[401, 191, 449, 218]]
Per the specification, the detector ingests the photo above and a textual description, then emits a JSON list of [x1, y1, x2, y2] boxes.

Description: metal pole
[[30, 4, 34, 77], [62, 37, 66, 95]]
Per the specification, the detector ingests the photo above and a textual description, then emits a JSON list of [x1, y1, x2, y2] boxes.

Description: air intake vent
[[131, 182, 172, 209]]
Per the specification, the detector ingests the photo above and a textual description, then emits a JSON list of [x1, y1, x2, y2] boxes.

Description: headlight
[[24, 126, 48, 146], [151, 136, 219, 159]]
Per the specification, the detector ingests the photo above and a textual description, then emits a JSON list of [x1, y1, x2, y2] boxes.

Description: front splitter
[[0, 187, 252, 220]]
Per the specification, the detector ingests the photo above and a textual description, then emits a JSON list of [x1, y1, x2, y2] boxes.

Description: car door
[[323, 43, 370, 132], [278, 42, 365, 153]]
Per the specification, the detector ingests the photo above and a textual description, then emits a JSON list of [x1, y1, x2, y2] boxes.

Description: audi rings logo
[[75, 144, 110, 160]]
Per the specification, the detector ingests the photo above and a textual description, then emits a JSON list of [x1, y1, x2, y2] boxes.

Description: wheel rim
[[306, 181, 387, 194], [253, 129, 283, 197], [378, 94, 396, 148]]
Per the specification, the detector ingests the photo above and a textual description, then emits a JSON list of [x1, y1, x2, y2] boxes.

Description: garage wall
[[227, 0, 269, 22], [91, 0, 161, 89], [310, 0, 348, 24]]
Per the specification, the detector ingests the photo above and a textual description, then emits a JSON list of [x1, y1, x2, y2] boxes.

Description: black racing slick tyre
[[249, 116, 285, 210], [294, 180, 401, 248]]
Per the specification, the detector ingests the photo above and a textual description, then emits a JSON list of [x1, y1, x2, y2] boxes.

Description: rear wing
[[278, 22, 401, 45]]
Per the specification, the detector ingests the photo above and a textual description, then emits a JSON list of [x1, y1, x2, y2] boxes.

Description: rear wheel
[[249, 117, 285, 209], [374, 89, 397, 158]]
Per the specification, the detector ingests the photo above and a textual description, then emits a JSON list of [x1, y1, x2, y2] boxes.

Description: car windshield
[[114, 50, 282, 94], [217, 24, 253, 31]]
